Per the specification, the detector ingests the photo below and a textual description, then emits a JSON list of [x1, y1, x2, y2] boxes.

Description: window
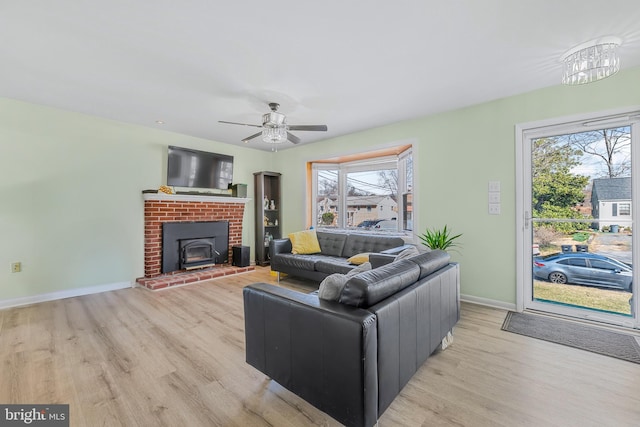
[[311, 147, 413, 234], [569, 258, 588, 267], [620, 203, 631, 215], [589, 259, 617, 271], [315, 169, 339, 226], [557, 258, 588, 267], [516, 107, 638, 324], [401, 153, 413, 231]]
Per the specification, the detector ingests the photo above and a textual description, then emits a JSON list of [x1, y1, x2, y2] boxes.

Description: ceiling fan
[[219, 102, 327, 144]]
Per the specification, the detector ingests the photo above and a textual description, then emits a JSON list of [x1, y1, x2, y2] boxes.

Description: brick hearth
[[137, 192, 254, 290], [136, 264, 253, 290]]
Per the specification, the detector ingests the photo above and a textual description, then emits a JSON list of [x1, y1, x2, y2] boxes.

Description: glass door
[[518, 112, 639, 328]]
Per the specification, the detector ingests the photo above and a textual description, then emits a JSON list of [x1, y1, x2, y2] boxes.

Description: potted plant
[[419, 225, 462, 253]]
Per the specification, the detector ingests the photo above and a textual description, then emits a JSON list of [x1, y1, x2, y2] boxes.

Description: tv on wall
[[167, 145, 234, 190]]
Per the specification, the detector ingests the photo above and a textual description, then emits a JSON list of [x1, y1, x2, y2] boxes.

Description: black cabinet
[[254, 171, 281, 266]]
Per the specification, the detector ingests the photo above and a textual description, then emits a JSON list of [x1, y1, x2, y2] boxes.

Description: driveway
[[590, 232, 632, 265]]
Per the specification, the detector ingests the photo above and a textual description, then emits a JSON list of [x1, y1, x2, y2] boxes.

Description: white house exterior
[[316, 195, 398, 227], [347, 195, 397, 226], [590, 177, 632, 231]]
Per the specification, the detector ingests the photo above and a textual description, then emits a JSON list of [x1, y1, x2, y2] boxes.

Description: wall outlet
[[488, 204, 501, 215], [11, 262, 21, 273]]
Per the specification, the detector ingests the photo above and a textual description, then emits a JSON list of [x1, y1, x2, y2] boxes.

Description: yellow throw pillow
[[347, 252, 372, 265], [288, 230, 321, 255]]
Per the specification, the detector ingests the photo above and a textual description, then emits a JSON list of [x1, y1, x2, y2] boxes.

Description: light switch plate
[[488, 181, 501, 192]]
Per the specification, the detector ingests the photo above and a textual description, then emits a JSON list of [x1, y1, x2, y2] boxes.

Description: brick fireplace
[[136, 192, 254, 290]]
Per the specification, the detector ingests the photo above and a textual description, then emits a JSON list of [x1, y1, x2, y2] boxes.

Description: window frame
[[515, 105, 640, 328], [619, 202, 631, 216], [311, 147, 413, 236]]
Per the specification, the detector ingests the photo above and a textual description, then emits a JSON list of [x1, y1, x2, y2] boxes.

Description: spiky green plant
[[419, 225, 462, 253]]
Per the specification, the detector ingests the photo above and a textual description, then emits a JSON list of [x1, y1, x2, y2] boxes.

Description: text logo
[[0, 405, 68, 426]]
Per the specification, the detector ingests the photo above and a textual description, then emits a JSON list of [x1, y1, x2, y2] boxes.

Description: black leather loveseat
[[269, 230, 410, 282], [243, 250, 460, 427]]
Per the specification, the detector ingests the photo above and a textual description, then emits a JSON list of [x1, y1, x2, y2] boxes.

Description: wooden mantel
[[142, 192, 251, 204]]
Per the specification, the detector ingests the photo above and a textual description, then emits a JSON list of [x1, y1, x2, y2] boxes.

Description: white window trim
[[516, 106, 640, 328], [311, 147, 414, 237]]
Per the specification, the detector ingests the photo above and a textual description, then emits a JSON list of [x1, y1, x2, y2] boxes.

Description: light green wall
[[0, 98, 271, 301], [2, 67, 638, 305], [273, 66, 640, 305]]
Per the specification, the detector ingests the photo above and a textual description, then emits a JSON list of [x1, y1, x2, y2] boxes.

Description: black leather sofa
[[243, 250, 460, 427], [269, 230, 410, 282]]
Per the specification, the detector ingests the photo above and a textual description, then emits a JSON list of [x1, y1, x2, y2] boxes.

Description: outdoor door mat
[[502, 311, 640, 364]]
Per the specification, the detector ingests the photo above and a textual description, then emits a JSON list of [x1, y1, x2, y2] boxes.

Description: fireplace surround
[[137, 192, 254, 290]]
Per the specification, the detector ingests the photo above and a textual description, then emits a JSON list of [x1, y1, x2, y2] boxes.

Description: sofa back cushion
[[339, 259, 420, 308], [317, 231, 349, 257], [407, 250, 450, 280], [341, 234, 406, 258]]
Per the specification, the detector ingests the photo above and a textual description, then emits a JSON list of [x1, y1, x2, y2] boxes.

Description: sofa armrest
[[369, 263, 459, 414], [369, 253, 396, 268], [370, 244, 418, 268], [380, 244, 417, 255], [243, 283, 378, 427], [269, 238, 292, 256]]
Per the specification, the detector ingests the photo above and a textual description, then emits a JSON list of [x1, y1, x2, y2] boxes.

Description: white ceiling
[[2, 1, 640, 151]]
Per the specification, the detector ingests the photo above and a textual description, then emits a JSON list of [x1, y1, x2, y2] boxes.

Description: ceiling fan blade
[[219, 120, 262, 128], [287, 132, 301, 144], [288, 124, 328, 132], [242, 132, 263, 143]]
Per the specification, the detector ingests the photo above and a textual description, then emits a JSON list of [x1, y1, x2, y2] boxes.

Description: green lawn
[[533, 280, 632, 315]]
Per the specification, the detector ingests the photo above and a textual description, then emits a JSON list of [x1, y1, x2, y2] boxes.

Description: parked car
[[356, 219, 383, 228], [374, 219, 398, 230], [533, 252, 632, 291]]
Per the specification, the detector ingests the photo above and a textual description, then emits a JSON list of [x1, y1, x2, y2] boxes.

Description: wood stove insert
[[162, 221, 229, 274]]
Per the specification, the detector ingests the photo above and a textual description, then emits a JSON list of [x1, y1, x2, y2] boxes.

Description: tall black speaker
[[232, 245, 250, 267]]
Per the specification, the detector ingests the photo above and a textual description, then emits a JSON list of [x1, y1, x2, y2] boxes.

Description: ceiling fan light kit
[[219, 102, 327, 149], [561, 36, 621, 85], [262, 126, 288, 144], [261, 103, 288, 143]]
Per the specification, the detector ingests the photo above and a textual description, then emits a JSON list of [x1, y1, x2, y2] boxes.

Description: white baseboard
[[0, 281, 133, 310], [461, 294, 516, 311], [0, 283, 515, 312]]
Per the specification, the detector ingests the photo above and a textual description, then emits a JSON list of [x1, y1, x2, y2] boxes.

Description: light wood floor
[[1, 267, 639, 427]]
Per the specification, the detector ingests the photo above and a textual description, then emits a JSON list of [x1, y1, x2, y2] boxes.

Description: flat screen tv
[[167, 145, 234, 190]]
